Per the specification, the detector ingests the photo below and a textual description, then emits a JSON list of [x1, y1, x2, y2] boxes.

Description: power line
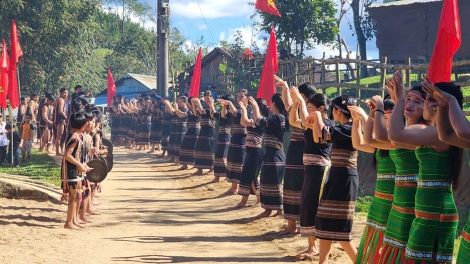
[[196, 0, 216, 45]]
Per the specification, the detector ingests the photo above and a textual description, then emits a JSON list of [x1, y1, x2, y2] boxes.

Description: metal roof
[[116, 73, 157, 89], [370, 0, 442, 8]]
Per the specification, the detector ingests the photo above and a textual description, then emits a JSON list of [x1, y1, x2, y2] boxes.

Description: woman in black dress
[[192, 92, 216, 175], [276, 76, 318, 235], [256, 94, 287, 218], [159, 103, 172, 158], [211, 94, 234, 183], [307, 95, 359, 264], [149, 96, 163, 154], [236, 97, 267, 207], [178, 96, 200, 170]]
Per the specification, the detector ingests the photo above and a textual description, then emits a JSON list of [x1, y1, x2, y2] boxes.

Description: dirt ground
[[0, 147, 365, 264]]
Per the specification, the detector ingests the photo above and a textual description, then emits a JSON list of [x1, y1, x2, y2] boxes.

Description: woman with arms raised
[[289, 88, 332, 260], [386, 72, 462, 264], [306, 95, 359, 264], [276, 75, 317, 235]]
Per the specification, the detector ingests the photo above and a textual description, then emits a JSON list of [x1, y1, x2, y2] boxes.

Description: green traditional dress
[[379, 148, 419, 264], [356, 150, 396, 264], [457, 214, 470, 263], [404, 146, 458, 263]]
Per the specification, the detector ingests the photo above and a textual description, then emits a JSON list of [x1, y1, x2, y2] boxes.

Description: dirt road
[[0, 148, 363, 263]]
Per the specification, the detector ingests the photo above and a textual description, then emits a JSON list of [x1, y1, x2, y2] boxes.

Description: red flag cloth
[[188, 47, 202, 98], [8, 20, 23, 109], [1, 39, 9, 109], [242, 48, 254, 61], [107, 68, 116, 107], [257, 26, 278, 102], [427, 0, 461, 83], [255, 0, 281, 17]]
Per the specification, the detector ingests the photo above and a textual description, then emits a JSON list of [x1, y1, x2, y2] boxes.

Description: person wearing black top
[[6, 123, 21, 167]]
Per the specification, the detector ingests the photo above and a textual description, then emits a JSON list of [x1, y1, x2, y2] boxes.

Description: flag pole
[[9, 102, 13, 167]]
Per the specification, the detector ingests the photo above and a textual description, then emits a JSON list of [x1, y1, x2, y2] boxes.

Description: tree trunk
[[351, 0, 368, 77]]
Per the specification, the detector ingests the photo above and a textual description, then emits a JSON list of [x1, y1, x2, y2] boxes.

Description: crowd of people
[[107, 72, 470, 264]]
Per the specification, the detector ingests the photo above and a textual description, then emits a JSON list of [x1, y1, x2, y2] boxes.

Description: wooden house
[[368, 0, 470, 63], [177, 47, 235, 95]]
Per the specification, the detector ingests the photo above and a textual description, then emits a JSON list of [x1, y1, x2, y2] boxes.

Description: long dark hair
[[255, 98, 270, 117], [330, 95, 355, 120], [373, 97, 395, 169], [271, 93, 289, 130], [298, 82, 317, 99], [435, 82, 463, 191], [307, 93, 330, 118]]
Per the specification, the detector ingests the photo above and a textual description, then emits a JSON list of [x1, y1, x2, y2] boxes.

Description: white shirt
[[0, 122, 8, 146]]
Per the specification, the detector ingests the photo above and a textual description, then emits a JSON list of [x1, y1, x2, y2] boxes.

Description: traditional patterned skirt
[[167, 121, 177, 157], [136, 123, 150, 145], [161, 120, 171, 151], [226, 133, 246, 183], [356, 174, 396, 263], [173, 125, 187, 162], [314, 167, 358, 241], [213, 126, 231, 177], [283, 140, 305, 220], [260, 147, 285, 211], [111, 117, 120, 137], [150, 119, 162, 144], [457, 214, 470, 263], [126, 126, 136, 141], [134, 122, 142, 145], [238, 147, 262, 196], [119, 117, 128, 137], [379, 149, 419, 264], [356, 152, 396, 264], [179, 127, 200, 165], [403, 189, 457, 264], [300, 164, 329, 236], [194, 126, 215, 169]]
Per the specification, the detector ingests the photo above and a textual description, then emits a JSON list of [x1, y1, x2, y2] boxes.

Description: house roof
[[115, 73, 157, 89], [185, 47, 234, 75], [370, 0, 441, 8]]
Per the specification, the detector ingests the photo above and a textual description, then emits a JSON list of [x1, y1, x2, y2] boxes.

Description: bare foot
[[271, 211, 284, 217], [295, 248, 319, 260], [64, 222, 79, 230], [222, 189, 238, 195], [80, 217, 92, 223], [209, 177, 220, 183], [256, 211, 272, 219], [235, 202, 249, 209], [87, 210, 100, 215], [205, 169, 214, 174], [178, 165, 188, 170], [73, 221, 85, 228], [191, 169, 203, 176], [278, 226, 297, 236]]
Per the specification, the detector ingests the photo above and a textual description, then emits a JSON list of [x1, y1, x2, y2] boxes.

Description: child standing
[[61, 112, 90, 229], [20, 113, 34, 162], [5, 123, 21, 167]]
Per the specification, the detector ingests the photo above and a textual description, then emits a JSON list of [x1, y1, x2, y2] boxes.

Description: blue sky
[[140, 0, 380, 59]]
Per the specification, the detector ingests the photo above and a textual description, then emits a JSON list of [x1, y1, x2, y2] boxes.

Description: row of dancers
[[108, 72, 469, 263]]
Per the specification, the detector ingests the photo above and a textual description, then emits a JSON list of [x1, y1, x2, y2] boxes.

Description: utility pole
[[157, 0, 170, 98]]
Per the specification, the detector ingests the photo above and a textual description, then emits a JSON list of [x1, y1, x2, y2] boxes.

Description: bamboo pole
[[336, 62, 341, 96], [380, 56, 388, 97], [321, 52, 326, 94], [356, 55, 361, 99], [405, 57, 411, 87]]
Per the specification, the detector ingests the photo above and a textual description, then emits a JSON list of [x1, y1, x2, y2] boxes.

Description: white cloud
[[172, 0, 252, 19], [198, 24, 208, 30], [219, 25, 268, 50], [102, 5, 157, 31]]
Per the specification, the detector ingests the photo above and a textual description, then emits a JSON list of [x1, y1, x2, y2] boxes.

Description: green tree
[[350, 0, 376, 77], [256, 0, 339, 57]]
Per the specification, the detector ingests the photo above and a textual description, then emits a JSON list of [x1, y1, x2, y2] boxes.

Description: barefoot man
[[55, 88, 68, 155]]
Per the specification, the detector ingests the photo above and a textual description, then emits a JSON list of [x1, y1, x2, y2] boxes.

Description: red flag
[[255, 0, 281, 17], [242, 48, 254, 61], [188, 47, 202, 98], [8, 20, 23, 109], [257, 26, 278, 102], [107, 68, 116, 107], [0, 40, 9, 109], [427, 0, 461, 83]]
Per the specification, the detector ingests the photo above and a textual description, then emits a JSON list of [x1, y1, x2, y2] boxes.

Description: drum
[[101, 138, 113, 154], [104, 153, 113, 172], [86, 159, 108, 183]]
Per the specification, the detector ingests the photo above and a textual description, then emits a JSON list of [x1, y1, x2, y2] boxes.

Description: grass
[[0, 149, 61, 186], [355, 195, 373, 216]]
